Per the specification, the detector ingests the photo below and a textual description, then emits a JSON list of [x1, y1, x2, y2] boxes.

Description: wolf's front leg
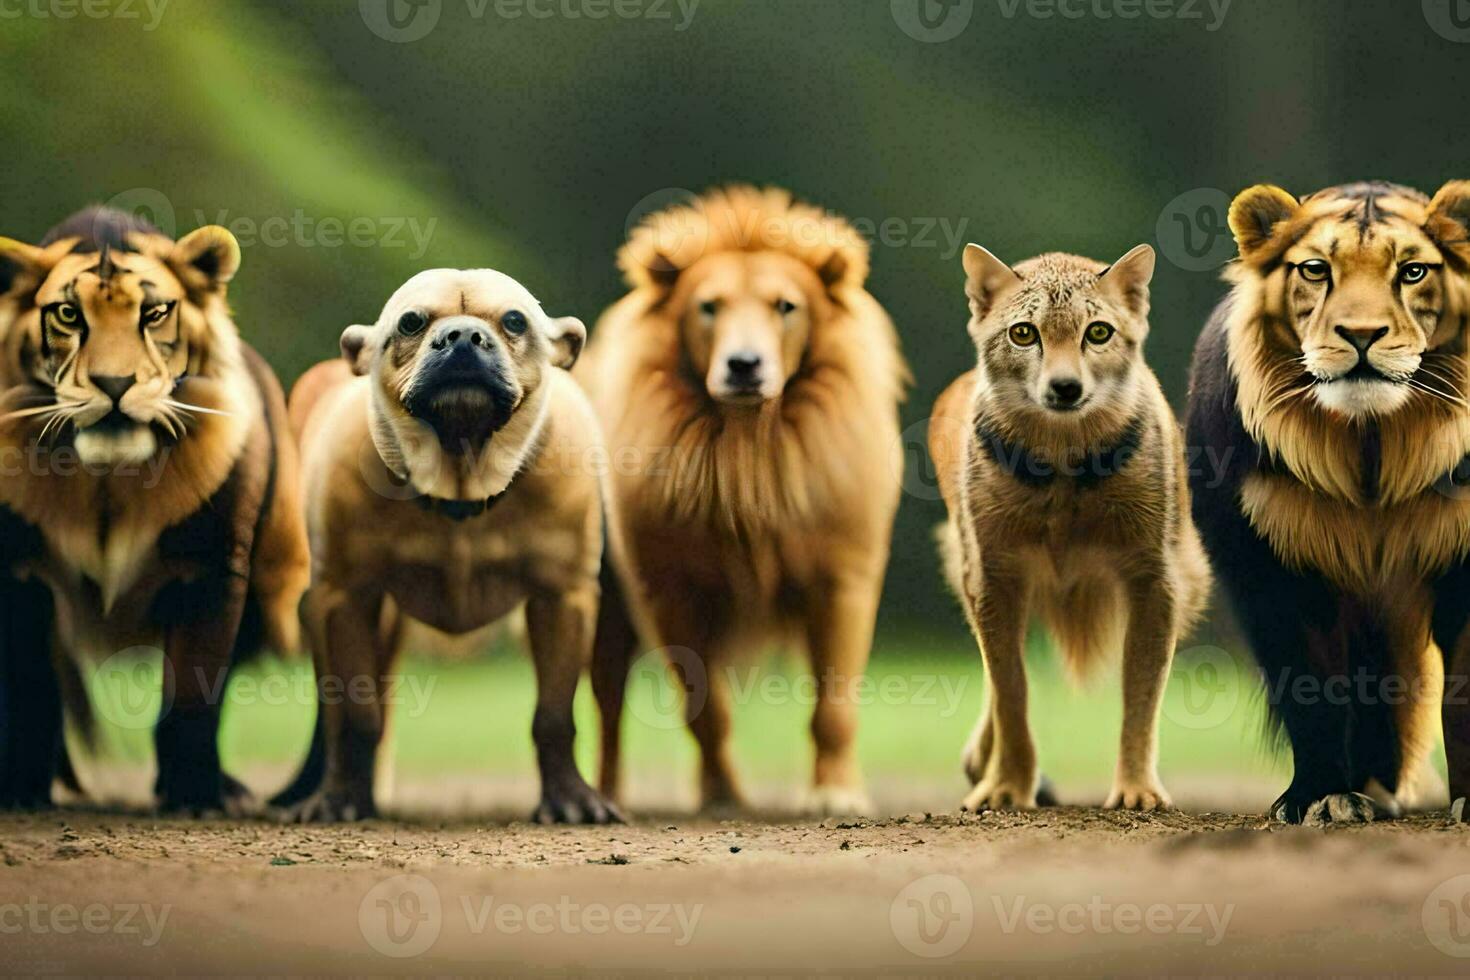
[[1107, 573, 1175, 812], [961, 569, 1037, 810]]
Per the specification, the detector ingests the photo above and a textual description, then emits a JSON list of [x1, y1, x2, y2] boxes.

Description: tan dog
[[583, 187, 909, 815], [930, 245, 1209, 812], [282, 268, 620, 824]]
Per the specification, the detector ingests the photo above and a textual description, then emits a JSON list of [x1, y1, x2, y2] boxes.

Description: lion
[[0, 206, 309, 813], [1186, 180, 1470, 824], [582, 186, 909, 815]]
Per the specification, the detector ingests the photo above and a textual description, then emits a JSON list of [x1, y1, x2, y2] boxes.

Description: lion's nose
[[92, 375, 135, 404], [1335, 325, 1390, 356]]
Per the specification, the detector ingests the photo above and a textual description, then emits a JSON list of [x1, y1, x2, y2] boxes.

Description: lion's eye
[[1399, 262, 1430, 285], [141, 302, 174, 327], [53, 303, 81, 327], [698, 300, 718, 318], [1298, 260, 1331, 283], [397, 310, 428, 336], [1085, 321, 1115, 345], [1008, 323, 1039, 347], [774, 298, 797, 316], [501, 310, 528, 335]]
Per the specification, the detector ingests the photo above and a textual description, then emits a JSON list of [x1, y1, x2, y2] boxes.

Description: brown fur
[[932, 245, 1210, 812], [1214, 181, 1470, 810], [584, 186, 909, 814], [282, 268, 619, 824], [0, 208, 308, 811]]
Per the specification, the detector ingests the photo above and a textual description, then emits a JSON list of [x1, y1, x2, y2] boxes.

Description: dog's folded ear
[[546, 315, 587, 370], [340, 324, 375, 376]]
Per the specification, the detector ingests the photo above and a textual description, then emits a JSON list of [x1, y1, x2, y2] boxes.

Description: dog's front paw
[[1105, 777, 1171, 812], [801, 784, 875, 817], [961, 776, 1037, 812], [534, 778, 625, 825], [282, 788, 376, 824]]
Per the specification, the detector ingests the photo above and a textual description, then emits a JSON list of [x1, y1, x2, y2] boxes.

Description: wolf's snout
[[1045, 377, 1084, 409]]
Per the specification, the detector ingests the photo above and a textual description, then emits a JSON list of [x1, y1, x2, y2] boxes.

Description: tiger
[[0, 206, 309, 813], [1186, 180, 1470, 824]]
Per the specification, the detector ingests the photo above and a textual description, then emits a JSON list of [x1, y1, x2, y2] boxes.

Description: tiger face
[[0, 216, 241, 467], [1229, 181, 1470, 419]]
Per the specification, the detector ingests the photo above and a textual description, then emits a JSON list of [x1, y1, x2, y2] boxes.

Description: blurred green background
[[7, 0, 1461, 804]]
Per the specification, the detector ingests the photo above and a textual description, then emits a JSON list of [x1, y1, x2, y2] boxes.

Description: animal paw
[[534, 777, 625, 825], [961, 777, 1037, 811], [1105, 778, 1172, 812], [801, 784, 875, 817], [282, 788, 376, 824], [1299, 793, 1377, 827]]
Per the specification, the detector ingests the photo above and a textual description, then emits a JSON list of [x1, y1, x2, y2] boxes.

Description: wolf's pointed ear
[[169, 225, 241, 296], [547, 315, 586, 370], [1426, 181, 1470, 266], [1228, 185, 1299, 260], [1098, 243, 1155, 316], [340, 324, 375, 376], [962, 243, 1021, 320]]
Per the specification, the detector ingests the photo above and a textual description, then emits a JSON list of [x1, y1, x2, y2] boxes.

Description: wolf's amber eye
[[397, 310, 428, 336], [1298, 260, 1331, 283], [774, 298, 797, 316], [501, 310, 528, 335], [1008, 323, 1039, 347], [1085, 322, 1115, 345], [53, 303, 81, 327], [1399, 262, 1429, 285]]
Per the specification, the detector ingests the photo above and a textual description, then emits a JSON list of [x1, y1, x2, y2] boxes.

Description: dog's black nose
[[726, 352, 763, 383], [93, 375, 135, 404], [1335, 325, 1389, 355], [433, 324, 492, 352], [1047, 378, 1084, 407]]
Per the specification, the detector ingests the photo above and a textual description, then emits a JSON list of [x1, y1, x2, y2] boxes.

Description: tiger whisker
[[164, 398, 233, 418]]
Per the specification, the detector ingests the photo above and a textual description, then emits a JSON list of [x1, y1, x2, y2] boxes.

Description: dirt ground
[[5, 769, 1470, 977]]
